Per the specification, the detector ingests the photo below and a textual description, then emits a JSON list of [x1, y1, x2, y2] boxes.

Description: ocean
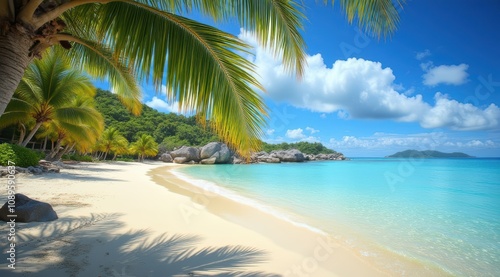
[[172, 158, 500, 276]]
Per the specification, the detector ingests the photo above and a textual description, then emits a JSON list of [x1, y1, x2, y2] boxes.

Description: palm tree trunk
[[54, 143, 73, 161], [17, 124, 26, 145], [21, 121, 43, 147], [42, 136, 48, 151], [0, 25, 33, 115], [47, 139, 63, 160]]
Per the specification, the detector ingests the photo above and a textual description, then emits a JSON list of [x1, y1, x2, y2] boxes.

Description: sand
[[0, 161, 388, 276]]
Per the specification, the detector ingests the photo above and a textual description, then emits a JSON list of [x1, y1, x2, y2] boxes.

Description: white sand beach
[[0, 162, 387, 276]]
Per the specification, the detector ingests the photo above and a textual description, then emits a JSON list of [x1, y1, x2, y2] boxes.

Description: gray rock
[[232, 157, 244, 164], [0, 193, 58, 222], [160, 153, 173, 163], [266, 157, 281, 163], [200, 142, 231, 164], [170, 146, 200, 163], [200, 157, 217, 164], [27, 166, 43, 175], [271, 149, 305, 162], [173, 157, 188, 164]]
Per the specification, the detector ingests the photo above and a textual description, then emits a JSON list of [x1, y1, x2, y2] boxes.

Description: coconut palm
[[96, 127, 129, 160], [0, 48, 101, 148], [0, 0, 404, 157], [44, 95, 104, 160], [130, 134, 158, 162]]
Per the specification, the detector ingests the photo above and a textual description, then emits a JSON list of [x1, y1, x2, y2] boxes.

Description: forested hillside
[[94, 89, 219, 151]]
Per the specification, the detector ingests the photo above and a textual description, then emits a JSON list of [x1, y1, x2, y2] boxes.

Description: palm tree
[[110, 136, 129, 160], [0, 0, 404, 157], [0, 48, 103, 149], [96, 127, 129, 160], [130, 134, 158, 162], [44, 95, 104, 161]]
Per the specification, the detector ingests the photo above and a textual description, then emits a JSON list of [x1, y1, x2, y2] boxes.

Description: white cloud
[[238, 30, 499, 131], [328, 132, 496, 150], [145, 97, 180, 113], [285, 128, 320, 142], [266, 129, 275, 136], [421, 93, 500, 130], [422, 63, 469, 86], [285, 128, 306, 140], [416, 49, 431, 60], [306, 127, 319, 134]]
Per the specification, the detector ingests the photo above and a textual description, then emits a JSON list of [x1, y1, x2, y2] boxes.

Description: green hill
[[95, 90, 338, 154], [94, 89, 219, 151], [386, 150, 474, 158]]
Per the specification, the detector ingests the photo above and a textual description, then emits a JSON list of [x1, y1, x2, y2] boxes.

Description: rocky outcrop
[[250, 149, 347, 163], [162, 142, 346, 165], [0, 193, 58, 222], [306, 153, 347, 161], [170, 146, 201, 164], [200, 157, 217, 164], [200, 142, 231, 164], [160, 153, 173, 163], [1, 161, 63, 176], [271, 149, 305, 162]]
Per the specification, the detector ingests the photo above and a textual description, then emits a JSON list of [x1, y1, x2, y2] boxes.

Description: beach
[[0, 161, 386, 277]]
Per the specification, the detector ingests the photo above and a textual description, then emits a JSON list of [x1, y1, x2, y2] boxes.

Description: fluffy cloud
[[306, 127, 319, 134], [285, 128, 320, 142], [145, 97, 180, 113], [285, 128, 306, 139], [421, 93, 500, 130], [416, 49, 431, 60], [238, 30, 499, 131], [421, 63, 469, 86], [328, 132, 496, 150]]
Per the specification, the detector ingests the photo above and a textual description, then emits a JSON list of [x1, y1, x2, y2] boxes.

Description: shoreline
[[150, 164, 389, 276], [0, 161, 387, 276], [154, 163, 456, 277]]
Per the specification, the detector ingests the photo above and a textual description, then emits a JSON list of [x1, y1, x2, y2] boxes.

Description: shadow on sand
[[0, 213, 280, 277]]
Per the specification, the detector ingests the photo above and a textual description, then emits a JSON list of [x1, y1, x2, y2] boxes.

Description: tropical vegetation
[[0, 49, 104, 160], [262, 142, 339, 155], [129, 134, 158, 162], [0, 0, 404, 157], [0, 143, 41, 167]]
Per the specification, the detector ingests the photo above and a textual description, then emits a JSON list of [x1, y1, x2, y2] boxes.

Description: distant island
[[386, 150, 474, 158]]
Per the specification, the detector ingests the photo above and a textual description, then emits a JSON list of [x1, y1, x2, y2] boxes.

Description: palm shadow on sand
[[0, 213, 281, 277]]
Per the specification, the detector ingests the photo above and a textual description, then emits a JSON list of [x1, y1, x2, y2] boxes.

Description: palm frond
[[54, 11, 143, 115], [68, 3, 267, 156], [328, 0, 405, 37]]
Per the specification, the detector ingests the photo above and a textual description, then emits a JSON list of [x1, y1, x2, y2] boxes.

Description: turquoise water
[[174, 158, 500, 276]]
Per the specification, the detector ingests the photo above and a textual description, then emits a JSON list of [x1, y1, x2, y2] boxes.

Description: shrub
[[115, 157, 134, 162], [0, 143, 41, 167], [70, 154, 93, 162]]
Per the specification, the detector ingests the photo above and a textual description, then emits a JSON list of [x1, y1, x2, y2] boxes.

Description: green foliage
[[129, 134, 159, 161], [261, 141, 336, 155], [0, 143, 41, 167], [115, 157, 135, 162], [95, 89, 219, 147]]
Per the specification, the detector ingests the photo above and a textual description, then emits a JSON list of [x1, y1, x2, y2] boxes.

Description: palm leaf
[[327, 0, 405, 37], [68, 2, 267, 156]]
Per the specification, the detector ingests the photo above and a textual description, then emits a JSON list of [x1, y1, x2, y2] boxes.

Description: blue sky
[[113, 1, 500, 157]]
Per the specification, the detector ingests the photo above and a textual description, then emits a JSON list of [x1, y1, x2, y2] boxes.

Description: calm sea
[[173, 158, 500, 276]]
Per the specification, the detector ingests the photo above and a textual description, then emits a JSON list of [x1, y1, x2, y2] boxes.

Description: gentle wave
[[170, 168, 328, 236]]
